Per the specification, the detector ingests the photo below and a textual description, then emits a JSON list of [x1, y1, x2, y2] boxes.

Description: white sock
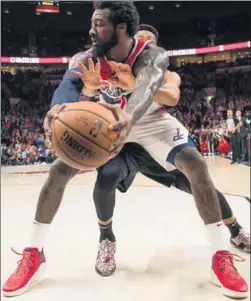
[[206, 221, 227, 255], [30, 221, 50, 251]]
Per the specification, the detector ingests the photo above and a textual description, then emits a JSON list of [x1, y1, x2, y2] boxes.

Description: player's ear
[[116, 23, 127, 34]]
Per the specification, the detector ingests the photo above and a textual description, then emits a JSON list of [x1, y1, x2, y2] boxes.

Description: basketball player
[[3, 2, 248, 298], [117, 23, 250, 253], [94, 23, 250, 253]]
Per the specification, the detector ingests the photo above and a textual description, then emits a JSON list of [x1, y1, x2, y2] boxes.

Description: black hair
[[139, 24, 159, 41], [94, 2, 140, 37]]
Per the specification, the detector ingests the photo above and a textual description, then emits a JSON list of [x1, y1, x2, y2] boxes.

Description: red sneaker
[[2, 247, 46, 297], [211, 250, 248, 298]]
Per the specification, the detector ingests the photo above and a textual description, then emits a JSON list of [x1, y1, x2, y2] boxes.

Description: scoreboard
[[36, 1, 60, 14]]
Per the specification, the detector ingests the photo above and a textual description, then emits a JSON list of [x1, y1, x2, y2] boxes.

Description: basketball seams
[[57, 116, 112, 152], [52, 102, 117, 168], [61, 108, 114, 125], [52, 120, 98, 168]]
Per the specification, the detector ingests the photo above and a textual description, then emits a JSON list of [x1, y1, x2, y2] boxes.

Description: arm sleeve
[[50, 67, 83, 109]]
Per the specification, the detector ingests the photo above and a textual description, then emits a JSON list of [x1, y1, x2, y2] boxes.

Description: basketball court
[[1, 156, 250, 300]]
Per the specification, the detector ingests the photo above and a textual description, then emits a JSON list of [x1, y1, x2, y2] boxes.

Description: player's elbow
[[172, 88, 180, 106], [157, 86, 180, 106]]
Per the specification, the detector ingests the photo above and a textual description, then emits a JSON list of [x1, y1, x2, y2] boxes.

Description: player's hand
[[43, 104, 66, 142], [71, 58, 109, 90], [107, 61, 136, 91], [98, 102, 133, 156]]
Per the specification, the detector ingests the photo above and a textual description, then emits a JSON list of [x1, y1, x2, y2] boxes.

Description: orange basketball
[[51, 101, 118, 170]]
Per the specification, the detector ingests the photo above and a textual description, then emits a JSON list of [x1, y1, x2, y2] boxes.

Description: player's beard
[[92, 31, 118, 58]]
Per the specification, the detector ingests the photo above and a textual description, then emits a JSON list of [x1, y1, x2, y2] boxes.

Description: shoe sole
[[95, 264, 116, 277], [230, 241, 251, 254], [210, 270, 248, 299], [3, 263, 46, 297]]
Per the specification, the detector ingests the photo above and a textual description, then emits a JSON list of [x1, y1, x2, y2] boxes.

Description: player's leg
[[173, 171, 250, 253], [137, 113, 248, 298], [138, 151, 250, 253], [2, 159, 78, 297], [93, 147, 140, 276], [171, 144, 248, 297]]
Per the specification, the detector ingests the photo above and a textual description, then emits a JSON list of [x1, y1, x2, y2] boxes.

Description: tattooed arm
[[100, 46, 169, 155], [128, 46, 169, 125]]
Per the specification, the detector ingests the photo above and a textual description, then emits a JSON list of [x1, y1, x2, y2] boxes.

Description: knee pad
[[96, 162, 123, 191]]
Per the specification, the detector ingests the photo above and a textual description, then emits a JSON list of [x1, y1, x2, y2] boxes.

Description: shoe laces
[[11, 247, 35, 277], [218, 252, 245, 275], [237, 229, 250, 244]]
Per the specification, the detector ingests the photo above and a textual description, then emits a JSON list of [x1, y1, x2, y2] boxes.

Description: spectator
[[241, 109, 251, 162], [226, 110, 242, 164], [1, 58, 250, 166]]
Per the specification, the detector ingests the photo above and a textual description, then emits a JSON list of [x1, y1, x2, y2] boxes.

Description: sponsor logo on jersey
[[101, 84, 132, 99]]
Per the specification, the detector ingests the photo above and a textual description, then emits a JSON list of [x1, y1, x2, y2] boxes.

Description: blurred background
[[1, 1, 251, 166]]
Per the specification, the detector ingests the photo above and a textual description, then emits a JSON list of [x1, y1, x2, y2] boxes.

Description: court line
[[7, 170, 250, 203], [223, 193, 250, 203], [9, 170, 93, 175]]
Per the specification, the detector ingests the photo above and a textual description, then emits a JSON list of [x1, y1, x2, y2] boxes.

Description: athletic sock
[[30, 221, 50, 251], [225, 219, 242, 238], [206, 221, 227, 255], [99, 221, 115, 243]]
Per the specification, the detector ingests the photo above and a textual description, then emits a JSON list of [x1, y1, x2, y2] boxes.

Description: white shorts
[[126, 111, 197, 171]]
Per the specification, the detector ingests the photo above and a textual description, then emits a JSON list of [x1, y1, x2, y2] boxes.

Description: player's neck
[[107, 38, 133, 62]]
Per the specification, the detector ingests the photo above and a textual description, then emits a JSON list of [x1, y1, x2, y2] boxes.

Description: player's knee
[[174, 148, 207, 178], [48, 159, 78, 185], [96, 163, 122, 191]]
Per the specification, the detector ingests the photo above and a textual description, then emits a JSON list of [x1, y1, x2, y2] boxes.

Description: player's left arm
[[153, 71, 181, 106], [100, 47, 169, 155], [127, 46, 169, 125]]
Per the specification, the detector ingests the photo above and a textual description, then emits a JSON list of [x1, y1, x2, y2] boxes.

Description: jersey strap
[[98, 39, 151, 80], [124, 39, 151, 67]]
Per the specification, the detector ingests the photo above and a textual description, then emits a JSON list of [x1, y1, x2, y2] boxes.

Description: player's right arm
[[106, 63, 180, 107], [50, 50, 98, 109], [44, 50, 101, 140], [153, 71, 181, 106]]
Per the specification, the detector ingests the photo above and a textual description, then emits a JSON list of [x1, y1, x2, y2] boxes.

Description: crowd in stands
[[2, 6, 250, 57], [1, 59, 251, 166]]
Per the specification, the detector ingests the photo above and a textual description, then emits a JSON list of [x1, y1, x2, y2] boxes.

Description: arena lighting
[[36, 1, 60, 14], [1, 41, 250, 64]]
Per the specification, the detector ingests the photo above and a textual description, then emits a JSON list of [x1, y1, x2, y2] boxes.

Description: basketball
[[51, 101, 118, 169]]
